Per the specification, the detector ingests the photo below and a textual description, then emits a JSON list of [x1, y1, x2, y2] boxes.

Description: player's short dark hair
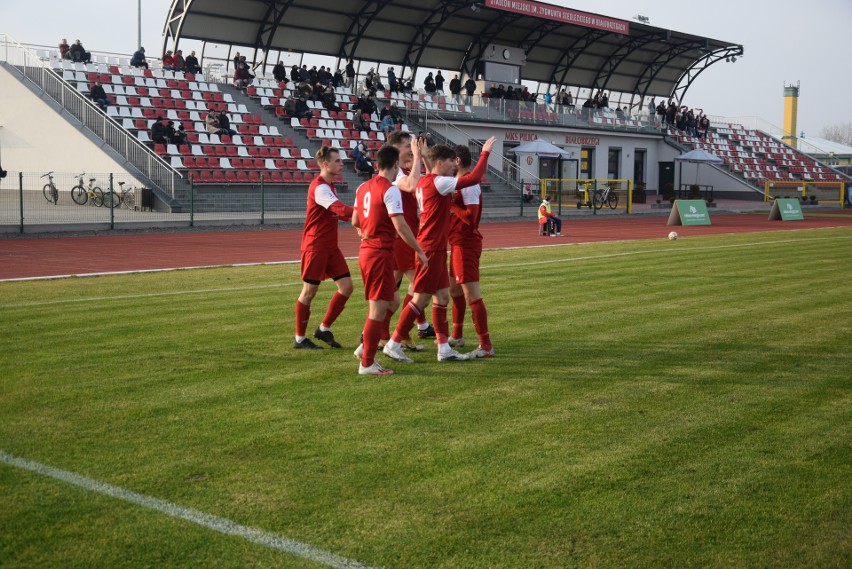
[[427, 144, 456, 163], [385, 130, 411, 147], [454, 145, 472, 168], [376, 145, 399, 171], [315, 146, 338, 164]]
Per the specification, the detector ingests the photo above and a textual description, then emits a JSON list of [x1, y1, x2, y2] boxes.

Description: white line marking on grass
[[481, 234, 852, 271], [0, 282, 304, 309], [0, 450, 378, 569], [2, 234, 849, 310]]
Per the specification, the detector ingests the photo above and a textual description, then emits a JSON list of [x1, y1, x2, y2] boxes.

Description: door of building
[[658, 161, 675, 196]]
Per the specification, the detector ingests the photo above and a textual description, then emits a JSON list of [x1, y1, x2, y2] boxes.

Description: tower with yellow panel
[[782, 82, 799, 148]]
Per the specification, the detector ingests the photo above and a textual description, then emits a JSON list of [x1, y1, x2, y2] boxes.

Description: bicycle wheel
[[593, 190, 604, 210], [121, 191, 135, 209], [102, 190, 119, 209], [607, 191, 619, 209], [91, 187, 104, 207], [42, 184, 59, 205], [71, 185, 88, 205]]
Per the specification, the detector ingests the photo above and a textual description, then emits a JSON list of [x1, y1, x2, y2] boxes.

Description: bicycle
[[593, 184, 619, 210], [117, 181, 136, 209], [41, 172, 59, 205], [70, 174, 104, 207]]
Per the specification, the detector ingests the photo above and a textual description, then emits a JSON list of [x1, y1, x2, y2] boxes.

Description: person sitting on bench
[[538, 194, 563, 236]]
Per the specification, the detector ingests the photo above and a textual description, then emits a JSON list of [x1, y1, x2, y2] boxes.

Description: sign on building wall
[[484, 0, 630, 35]]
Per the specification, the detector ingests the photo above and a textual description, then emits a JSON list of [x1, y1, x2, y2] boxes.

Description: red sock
[[391, 301, 421, 343], [433, 303, 448, 345], [451, 294, 466, 339], [295, 300, 310, 337], [363, 318, 383, 367], [469, 298, 491, 350], [405, 293, 427, 326], [321, 292, 349, 329]]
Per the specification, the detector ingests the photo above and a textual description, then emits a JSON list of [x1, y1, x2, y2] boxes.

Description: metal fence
[[1, 34, 179, 196], [0, 172, 312, 233]]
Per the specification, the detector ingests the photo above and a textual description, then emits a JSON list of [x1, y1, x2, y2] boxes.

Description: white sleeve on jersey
[[460, 184, 481, 205], [384, 185, 404, 216], [314, 184, 339, 209], [434, 176, 458, 196]]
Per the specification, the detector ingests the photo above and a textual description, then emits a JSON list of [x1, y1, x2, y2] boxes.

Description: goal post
[[764, 180, 846, 205]]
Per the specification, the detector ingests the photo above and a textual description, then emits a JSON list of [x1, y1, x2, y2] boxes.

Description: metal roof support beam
[[253, 0, 296, 74], [162, 0, 195, 56], [548, 29, 607, 89], [671, 45, 743, 104], [628, 40, 704, 107], [399, 1, 468, 81], [591, 31, 668, 94], [336, 1, 395, 65]]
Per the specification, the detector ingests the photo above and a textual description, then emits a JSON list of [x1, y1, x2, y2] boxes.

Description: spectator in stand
[[354, 108, 371, 132], [698, 113, 710, 139], [166, 121, 188, 146], [290, 64, 300, 83], [352, 142, 374, 174], [299, 65, 310, 83], [332, 68, 344, 88], [647, 97, 656, 125], [233, 63, 250, 89], [666, 100, 677, 129], [615, 107, 625, 120], [345, 60, 356, 91], [232, 52, 241, 70], [151, 117, 169, 145], [381, 113, 395, 134], [131, 47, 148, 69], [309, 65, 318, 85], [312, 82, 325, 101], [656, 99, 667, 128], [173, 50, 186, 72], [58, 38, 70, 60], [364, 67, 376, 92], [543, 91, 553, 110], [283, 96, 297, 117], [162, 50, 175, 70], [380, 102, 392, 121], [435, 71, 445, 93], [185, 50, 201, 74], [271, 60, 287, 82], [387, 67, 398, 93], [89, 80, 109, 110], [295, 81, 312, 99], [449, 74, 462, 103], [423, 72, 436, 94], [322, 87, 340, 112], [69, 39, 91, 64], [216, 111, 237, 136], [390, 101, 404, 126], [294, 95, 313, 121], [464, 77, 477, 105]]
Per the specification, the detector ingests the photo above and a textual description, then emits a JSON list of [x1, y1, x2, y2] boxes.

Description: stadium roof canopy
[[163, 0, 744, 101]]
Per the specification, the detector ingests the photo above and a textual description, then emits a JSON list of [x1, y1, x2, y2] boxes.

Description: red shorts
[[450, 242, 482, 284], [413, 249, 449, 294], [393, 238, 416, 273], [300, 248, 350, 284], [359, 249, 396, 301]]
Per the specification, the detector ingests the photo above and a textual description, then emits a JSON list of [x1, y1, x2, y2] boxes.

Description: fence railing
[[540, 178, 634, 215], [0, 34, 180, 197]]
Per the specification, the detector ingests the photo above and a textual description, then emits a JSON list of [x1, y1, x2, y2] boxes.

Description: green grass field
[[1, 228, 850, 568]]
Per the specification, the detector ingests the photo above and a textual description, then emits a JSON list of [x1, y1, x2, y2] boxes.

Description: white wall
[[0, 65, 139, 180]]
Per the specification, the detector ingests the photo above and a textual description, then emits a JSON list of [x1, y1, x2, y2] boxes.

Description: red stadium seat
[[211, 171, 225, 183]]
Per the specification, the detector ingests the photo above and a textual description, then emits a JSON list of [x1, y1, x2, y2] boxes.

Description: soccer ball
[[668, 231, 678, 240]]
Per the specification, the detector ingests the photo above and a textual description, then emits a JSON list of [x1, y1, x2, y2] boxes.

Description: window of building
[[580, 147, 594, 179]]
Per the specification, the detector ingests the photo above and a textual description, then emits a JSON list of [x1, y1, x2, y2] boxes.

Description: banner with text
[[484, 0, 630, 35], [768, 198, 805, 221], [667, 200, 711, 226]]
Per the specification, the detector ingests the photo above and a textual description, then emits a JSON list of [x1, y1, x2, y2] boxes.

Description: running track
[[2, 213, 851, 280]]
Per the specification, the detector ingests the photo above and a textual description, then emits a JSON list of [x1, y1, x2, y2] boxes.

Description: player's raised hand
[[481, 136, 497, 153]]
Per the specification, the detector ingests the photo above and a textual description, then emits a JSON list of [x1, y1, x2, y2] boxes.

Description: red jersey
[[395, 168, 420, 234], [355, 176, 404, 250], [415, 150, 489, 252], [449, 184, 483, 247], [301, 175, 353, 252]]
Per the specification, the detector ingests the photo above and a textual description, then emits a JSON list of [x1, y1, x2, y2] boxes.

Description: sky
[[2, 0, 850, 137]]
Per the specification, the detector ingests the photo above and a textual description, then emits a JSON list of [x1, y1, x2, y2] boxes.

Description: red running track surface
[[2, 213, 851, 280]]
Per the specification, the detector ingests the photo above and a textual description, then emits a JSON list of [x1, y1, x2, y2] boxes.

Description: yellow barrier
[[763, 180, 846, 205], [540, 179, 634, 214]]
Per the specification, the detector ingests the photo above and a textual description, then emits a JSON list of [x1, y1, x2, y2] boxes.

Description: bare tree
[[821, 123, 852, 146]]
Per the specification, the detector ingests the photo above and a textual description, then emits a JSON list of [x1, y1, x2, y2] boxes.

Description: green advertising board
[[667, 200, 711, 226], [768, 198, 805, 221]]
